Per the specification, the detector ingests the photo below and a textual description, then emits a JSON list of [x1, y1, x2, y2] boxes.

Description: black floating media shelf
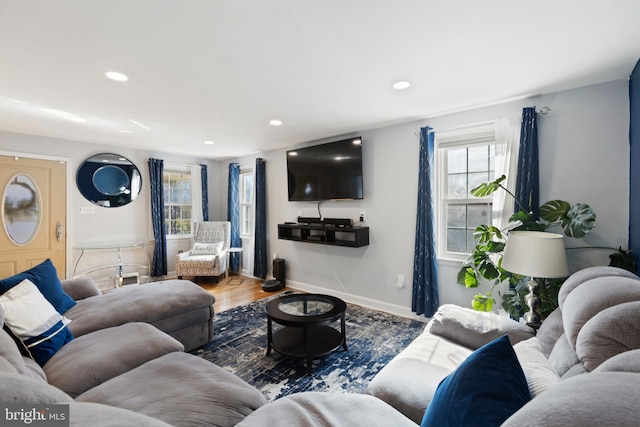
[[277, 223, 369, 248]]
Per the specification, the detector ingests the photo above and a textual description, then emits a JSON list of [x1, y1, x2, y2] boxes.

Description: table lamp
[[501, 231, 569, 328]]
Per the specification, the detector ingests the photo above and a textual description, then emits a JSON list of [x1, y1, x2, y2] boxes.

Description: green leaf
[[463, 268, 479, 288], [608, 247, 637, 273], [509, 210, 534, 223], [456, 267, 468, 286], [539, 200, 571, 222], [472, 292, 494, 312], [478, 260, 499, 281], [470, 175, 507, 198], [485, 241, 505, 253], [561, 203, 596, 238]]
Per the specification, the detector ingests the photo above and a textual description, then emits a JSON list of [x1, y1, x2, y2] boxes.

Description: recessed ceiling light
[[120, 130, 132, 133], [106, 71, 128, 82], [203, 140, 215, 145], [392, 81, 411, 90], [269, 119, 283, 126]]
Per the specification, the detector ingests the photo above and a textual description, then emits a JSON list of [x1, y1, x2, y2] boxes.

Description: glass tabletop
[[278, 295, 335, 317]]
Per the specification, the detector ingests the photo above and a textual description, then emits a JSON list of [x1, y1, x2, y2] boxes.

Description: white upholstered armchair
[[176, 221, 231, 280]]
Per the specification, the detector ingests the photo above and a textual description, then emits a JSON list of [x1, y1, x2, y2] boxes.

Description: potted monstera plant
[[457, 175, 601, 319]]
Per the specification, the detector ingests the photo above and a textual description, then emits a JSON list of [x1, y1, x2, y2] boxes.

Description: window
[[436, 126, 497, 260], [164, 169, 192, 236], [240, 169, 254, 238]]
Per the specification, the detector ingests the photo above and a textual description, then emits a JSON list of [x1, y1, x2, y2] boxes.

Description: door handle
[[56, 222, 63, 242]]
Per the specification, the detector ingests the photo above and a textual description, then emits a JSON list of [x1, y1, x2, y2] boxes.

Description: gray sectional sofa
[[239, 266, 640, 426], [62, 278, 216, 352], [4, 262, 640, 426], [0, 270, 266, 427]]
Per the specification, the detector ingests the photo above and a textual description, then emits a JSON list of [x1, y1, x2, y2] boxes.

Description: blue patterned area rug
[[192, 294, 427, 402]]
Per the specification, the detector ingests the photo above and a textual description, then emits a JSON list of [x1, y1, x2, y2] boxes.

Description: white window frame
[[239, 166, 254, 239], [435, 125, 499, 262], [163, 164, 195, 239]]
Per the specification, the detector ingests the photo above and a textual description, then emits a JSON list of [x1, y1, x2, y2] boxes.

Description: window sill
[[166, 235, 192, 241], [436, 257, 466, 267]]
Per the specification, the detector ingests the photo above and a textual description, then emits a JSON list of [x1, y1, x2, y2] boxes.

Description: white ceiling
[[1, 1, 639, 160]]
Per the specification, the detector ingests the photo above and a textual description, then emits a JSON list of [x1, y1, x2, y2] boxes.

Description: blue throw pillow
[[0, 259, 76, 314], [421, 335, 531, 427]]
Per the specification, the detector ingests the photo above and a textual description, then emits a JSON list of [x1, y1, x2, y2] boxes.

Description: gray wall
[[0, 79, 630, 317], [227, 79, 631, 317]]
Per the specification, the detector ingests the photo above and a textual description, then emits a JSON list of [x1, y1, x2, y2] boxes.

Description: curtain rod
[[416, 106, 552, 136]]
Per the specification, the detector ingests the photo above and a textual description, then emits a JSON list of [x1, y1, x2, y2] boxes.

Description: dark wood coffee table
[[265, 293, 347, 373]]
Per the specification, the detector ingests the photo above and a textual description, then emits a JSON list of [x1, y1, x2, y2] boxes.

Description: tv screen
[[287, 137, 363, 201]]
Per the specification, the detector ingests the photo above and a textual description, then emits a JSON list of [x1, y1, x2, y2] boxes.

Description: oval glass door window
[[3, 174, 41, 245]]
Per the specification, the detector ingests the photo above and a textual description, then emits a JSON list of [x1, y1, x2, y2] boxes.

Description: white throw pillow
[[0, 279, 74, 366], [191, 241, 224, 255]]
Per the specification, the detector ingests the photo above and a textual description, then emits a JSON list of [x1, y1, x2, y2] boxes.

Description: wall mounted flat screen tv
[[287, 137, 363, 201]]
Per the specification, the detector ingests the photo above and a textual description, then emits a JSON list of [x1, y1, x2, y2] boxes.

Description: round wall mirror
[[77, 153, 142, 207]]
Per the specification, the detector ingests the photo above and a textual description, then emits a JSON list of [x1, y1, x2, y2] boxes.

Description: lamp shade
[[501, 231, 569, 278]]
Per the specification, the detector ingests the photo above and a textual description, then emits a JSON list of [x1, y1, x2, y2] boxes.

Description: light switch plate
[[77, 206, 95, 215]]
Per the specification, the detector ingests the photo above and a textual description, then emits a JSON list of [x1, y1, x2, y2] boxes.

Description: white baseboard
[[284, 279, 429, 323]]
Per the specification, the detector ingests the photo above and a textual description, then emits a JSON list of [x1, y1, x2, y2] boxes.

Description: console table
[[277, 223, 369, 247], [73, 243, 150, 291]]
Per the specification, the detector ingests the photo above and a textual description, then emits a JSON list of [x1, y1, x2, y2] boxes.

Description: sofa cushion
[[61, 277, 102, 301], [548, 333, 580, 377], [421, 335, 531, 427], [502, 372, 640, 427], [513, 337, 560, 397], [77, 352, 266, 427], [561, 277, 640, 349], [426, 304, 534, 350], [69, 402, 173, 427], [44, 322, 184, 398], [0, 321, 31, 375], [22, 356, 47, 381], [0, 372, 73, 404], [0, 356, 18, 374], [0, 279, 74, 366], [576, 301, 640, 371], [534, 307, 563, 357], [365, 329, 472, 424], [0, 258, 76, 314], [594, 350, 640, 373], [64, 280, 214, 345], [236, 392, 417, 427], [558, 266, 639, 310]]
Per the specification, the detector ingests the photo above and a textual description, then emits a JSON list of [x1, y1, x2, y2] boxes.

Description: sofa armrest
[[427, 304, 535, 350], [61, 277, 102, 301], [43, 322, 184, 398]]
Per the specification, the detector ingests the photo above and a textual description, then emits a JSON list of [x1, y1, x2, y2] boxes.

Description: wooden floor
[[194, 274, 289, 312]]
